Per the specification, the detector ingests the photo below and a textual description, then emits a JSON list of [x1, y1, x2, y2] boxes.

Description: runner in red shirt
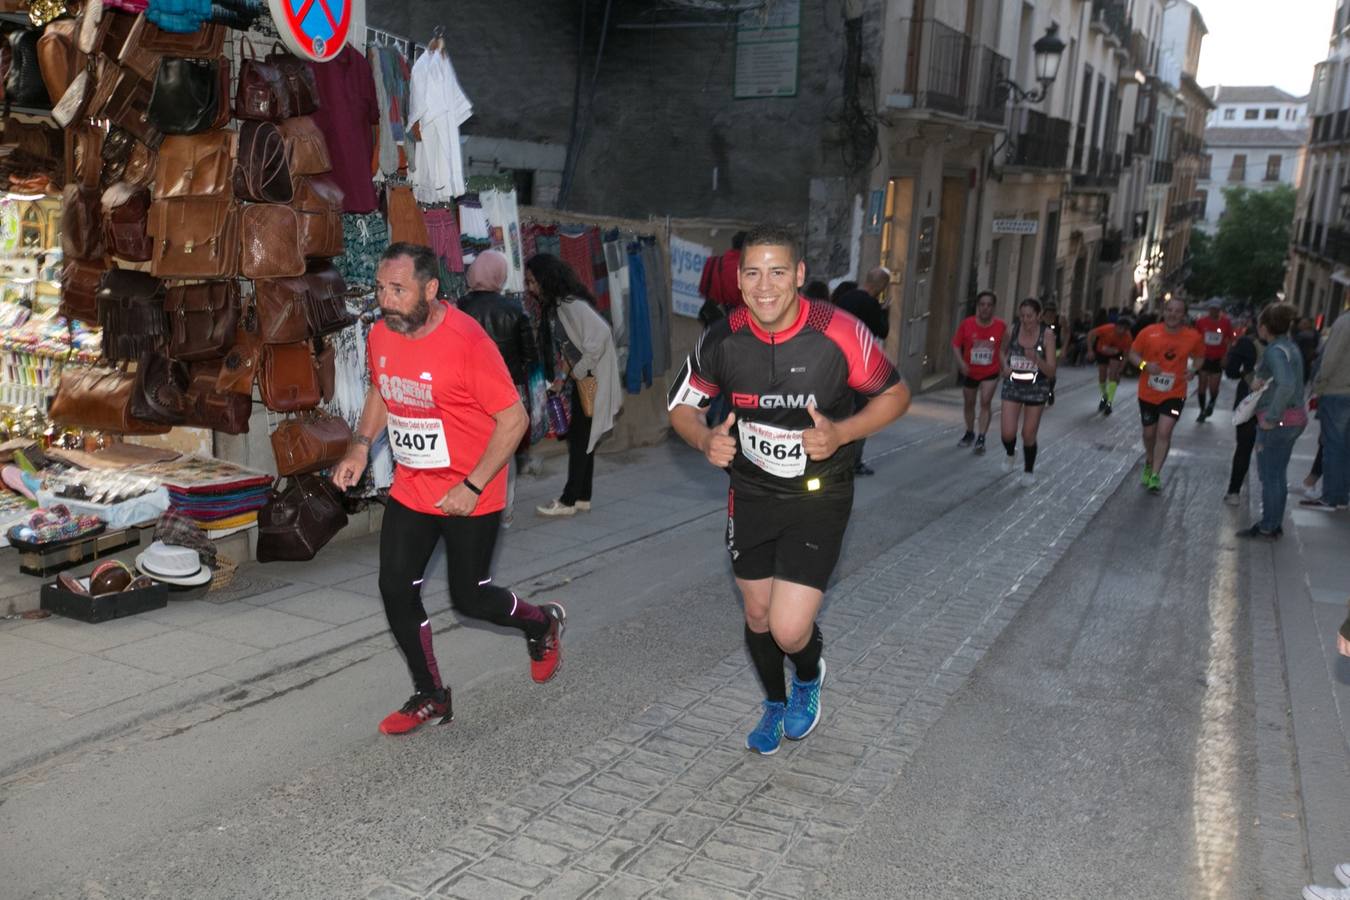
[[332, 243, 566, 736], [1193, 301, 1234, 422], [1086, 318, 1134, 415], [950, 290, 1007, 454]]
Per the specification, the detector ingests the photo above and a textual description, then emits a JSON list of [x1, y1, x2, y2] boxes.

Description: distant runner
[[1127, 297, 1205, 494], [952, 290, 1007, 454], [1086, 318, 1134, 416]]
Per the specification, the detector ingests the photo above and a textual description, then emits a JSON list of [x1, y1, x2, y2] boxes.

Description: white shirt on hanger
[[408, 49, 473, 202]]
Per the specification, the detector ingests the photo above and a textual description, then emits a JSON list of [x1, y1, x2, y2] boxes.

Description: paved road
[[0, 373, 1299, 898]]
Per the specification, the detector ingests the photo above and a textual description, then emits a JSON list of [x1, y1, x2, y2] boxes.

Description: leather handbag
[[148, 197, 240, 278], [96, 268, 167, 361], [49, 364, 172, 434], [255, 474, 347, 562], [100, 126, 155, 188], [66, 123, 103, 186], [154, 130, 234, 199], [119, 14, 222, 77], [240, 203, 305, 279], [5, 26, 49, 108], [129, 350, 189, 425], [0, 28, 13, 103], [233, 36, 289, 121], [61, 181, 105, 260], [164, 280, 239, 360], [51, 61, 96, 128], [255, 275, 312, 344], [232, 119, 292, 203], [292, 175, 343, 258], [315, 338, 335, 403], [259, 341, 320, 412], [36, 16, 84, 102], [59, 258, 107, 322], [184, 362, 251, 433], [277, 116, 330, 176], [269, 411, 351, 477], [385, 185, 430, 247], [301, 261, 353, 337], [264, 44, 318, 115], [101, 181, 153, 261], [217, 313, 262, 394], [88, 56, 162, 148], [147, 56, 225, 134]]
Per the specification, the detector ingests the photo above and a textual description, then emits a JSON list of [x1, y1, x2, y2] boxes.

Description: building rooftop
[[1203, 127, 1308, 148], [1203, 85, 1308, 104]]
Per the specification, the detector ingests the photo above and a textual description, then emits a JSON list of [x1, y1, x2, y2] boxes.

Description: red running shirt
[[1194, 314, 1234, 360], [1131, 324, 1205, 404], [1089, 324, 1133, 357], [951, 316, 1007, 379], [368, 304, 521, 516]]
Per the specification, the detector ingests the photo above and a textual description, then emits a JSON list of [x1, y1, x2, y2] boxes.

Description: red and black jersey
[[668, 298, 901, 498]]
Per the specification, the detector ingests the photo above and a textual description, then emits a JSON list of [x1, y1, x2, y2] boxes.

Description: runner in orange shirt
[[1127, 297, 1205, 494], [1085, 318, 1134, 415]]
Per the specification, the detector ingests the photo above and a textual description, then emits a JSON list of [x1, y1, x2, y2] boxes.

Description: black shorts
[[961, 372, 1000, 389], [1139, 397, 1185, 426], [727, 488, 852, 592], [1200, 358, 1223, 374]]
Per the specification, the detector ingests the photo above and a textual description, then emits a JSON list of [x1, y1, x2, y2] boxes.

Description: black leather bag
[[130, 351, 190, 425], [5, 27, 49, 108], [147, 56, 221, 135], [96, 268, 168, 361], [255, 474, 347, 562]]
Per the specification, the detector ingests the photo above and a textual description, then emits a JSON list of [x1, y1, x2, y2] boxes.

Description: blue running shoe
[[784, 658, 826, 740], [746, 700, 786, 755]]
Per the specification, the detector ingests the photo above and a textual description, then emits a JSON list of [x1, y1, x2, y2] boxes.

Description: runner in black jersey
[[667, 225, 911, 755]]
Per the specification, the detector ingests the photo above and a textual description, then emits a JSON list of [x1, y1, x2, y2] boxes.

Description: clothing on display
[[601, 235, 630, 356], [479, 188, 524, 293], [456, 193, 491, 261], [408, 47, 473, 203], [639, 238, 671, 375], [423, 206, 464, 273], [625, 246, 654, 394], [308, 44, 380, 213]]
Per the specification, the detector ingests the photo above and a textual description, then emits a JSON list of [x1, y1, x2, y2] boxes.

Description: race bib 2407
[[387, 413, 451, 469]]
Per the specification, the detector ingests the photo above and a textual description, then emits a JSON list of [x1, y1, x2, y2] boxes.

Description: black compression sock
[[745, 625, 787, 703], [1023, 443, 1038, 473], [788, 624, 823, 683], [1002, 438, 1016, 457]]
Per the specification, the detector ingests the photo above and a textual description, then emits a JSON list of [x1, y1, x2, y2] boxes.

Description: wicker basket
[[208, 556, 238, 592]]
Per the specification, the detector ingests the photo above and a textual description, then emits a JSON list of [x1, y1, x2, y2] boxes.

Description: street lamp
[[998, 23, 1067, 105]]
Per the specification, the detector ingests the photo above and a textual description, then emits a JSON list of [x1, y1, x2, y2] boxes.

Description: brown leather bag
[[385, 185, 430, 246], [49, 364, 172, 435], [88, 56, 162, 148], [61, 181, 105, 260], [99, 126, 154, 188], [315, 338, 335, 403], [129, 351, 190, 426], [59, 258, 107, 322], [184, 362, 252, 434], [265, 44, 319, 115], [277, 116, 330, 176], [259, 341, 320, 412], [270, 411, 351, 477], [233, 38, 289, 121], [101, 181, 152, 261], [165, 281, 239, 361], [217, 314, 263, 395], [254, 274, 312, 344], [119, 14, 223, 79], [240, 204, 305, 279], [148, 198, 240, 278], [301, 261, 354, 337], [36, 17, 85, 102], [255, 474, 347, 562], [154, 130, 234, 199], [292, 175, 343, 258], [232, 119, 292, 203]]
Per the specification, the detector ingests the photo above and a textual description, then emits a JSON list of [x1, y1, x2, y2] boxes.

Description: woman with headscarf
[[525, 253, 623, 517]]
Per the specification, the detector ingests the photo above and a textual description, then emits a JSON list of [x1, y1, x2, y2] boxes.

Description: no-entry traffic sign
[[268, 0, 353, 62]]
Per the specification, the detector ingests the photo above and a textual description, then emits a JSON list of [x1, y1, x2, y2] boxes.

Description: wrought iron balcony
[[1090, 0, 1131, 46], [1006, 108, 1072, 170], [973, 46, 1010, 126]]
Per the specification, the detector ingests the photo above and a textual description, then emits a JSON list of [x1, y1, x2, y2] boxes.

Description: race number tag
[[387, 413, 450, 469], [1204, 330, 1224, 346], [970, 343, 995, 366], [1147, 371, 1176, 392], [738, 419, 807, 478]]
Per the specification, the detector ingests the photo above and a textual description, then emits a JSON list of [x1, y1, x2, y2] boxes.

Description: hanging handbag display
[[49, 364, 172, 435], [233, 36, 289, 121], [59, 259, 108, 323], [184, 362, 252, 434], [269, 411, 351, 477], [148, 197, 240, 278], [101, 181, 153, 261], [88, 56, 163, 148], [154, 130, 234, 199], [255, 474, 347, 563], [36, 16, 85, 102], [61, 181, 105, 260], [146, 55, 227, 135], [276, 115, 330, 176], [254, 275, 311, 344], [258, 341, 320, 412], [240, 203, 305, 279], [164, 280, 239, 361], [292, 175, 344, 258], [232, 119, 292, 202], [217, 312, 262, 394], [129, 350, 190, 425], [301, 261, 353, 337], [100, 126, 155, 188], [5, 26, 49, 108], [51, 62, 96, 128], [264, 43, 319, 114], [119, 13, 222, 75], [96, 268, 167, 361], [315, 337, 335, 403]]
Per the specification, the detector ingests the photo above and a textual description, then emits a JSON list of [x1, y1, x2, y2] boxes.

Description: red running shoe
[[378, 688, 453, 735], [527, 602, 566, 683]]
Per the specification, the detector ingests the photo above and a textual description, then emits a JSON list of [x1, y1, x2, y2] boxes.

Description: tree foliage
[[1185, 184, 1297, 304]]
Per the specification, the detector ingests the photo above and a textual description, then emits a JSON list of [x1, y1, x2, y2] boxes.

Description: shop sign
[[670, 235, 713, 320], [735, 0, 800, 98], [268, 0, 355, 62], [992, 218, 1038, 235]]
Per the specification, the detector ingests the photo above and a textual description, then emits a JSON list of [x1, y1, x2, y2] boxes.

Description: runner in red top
[[332, 243, 567, 736], [1193, 301, 1234, 422], [1086, 318, 1134, 416], [951, 290, 1007, 454]]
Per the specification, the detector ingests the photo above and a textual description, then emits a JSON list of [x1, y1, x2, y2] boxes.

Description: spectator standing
[[1302, 312, 1350, 511], [1236, 303, 1306, 539]]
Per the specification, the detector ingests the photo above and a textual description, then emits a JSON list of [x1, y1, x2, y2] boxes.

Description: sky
[[1192, 0, 1330, 96]]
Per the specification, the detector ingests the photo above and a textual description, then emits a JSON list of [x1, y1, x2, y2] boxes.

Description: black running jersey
[[668, 298, 902, 497]]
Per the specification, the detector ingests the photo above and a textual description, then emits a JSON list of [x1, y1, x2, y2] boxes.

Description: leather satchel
[[315, 338, 335, 403], [147, 56, 226, 135], [148, 197, 240, 278], [96, 268, 167, 361], [165, 280, 239, 361], [270, 411, 351, 477], [255, 275, 312, 344], [277, 116, 330, 176], [5, 26, 49, 108], [100, 126, 156, 188], [292, 175, 343, 258], [217, 313, 262, 394], [129, 351, 189, 425], [233, 119, 292, 203], [49, 364, 172, 435], [36, 16, 84, 102], [301, 260, 353, 337], [59, 259, 107, 322], [255, 474, 347, 563], [233, 37, 290, 121], [240, 203, 305, 279], [101, 181, 153, 261], [264, 44, 319, 115], [119, 14, 223, 78], [88, 56, 162, 148], [61, 182, 105, 260], [154, 130, 234, 199], [259, 341, 320, 412], [184, 362, 251, 434]]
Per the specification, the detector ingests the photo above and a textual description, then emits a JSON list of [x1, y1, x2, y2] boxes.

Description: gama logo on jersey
[[730, 393, 818, 409]]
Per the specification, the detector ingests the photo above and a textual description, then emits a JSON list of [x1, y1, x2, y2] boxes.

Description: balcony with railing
[[973, 46, 1010, 126], [1152, 160, 1174, 184], [1325, 225, 1350, 266], [1006, 108, 1072, 170], [903, 18, 972, 116], [1129, 29, 1154, 74], [1090, 0, 1131, 47], [1073, 145, 1123, 189]]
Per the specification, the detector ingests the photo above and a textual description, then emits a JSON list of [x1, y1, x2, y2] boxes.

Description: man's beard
[[383, 298, 431, 335]]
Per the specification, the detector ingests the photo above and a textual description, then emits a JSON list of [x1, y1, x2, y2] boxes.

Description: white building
[[1197, 86, 1308, 231]]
